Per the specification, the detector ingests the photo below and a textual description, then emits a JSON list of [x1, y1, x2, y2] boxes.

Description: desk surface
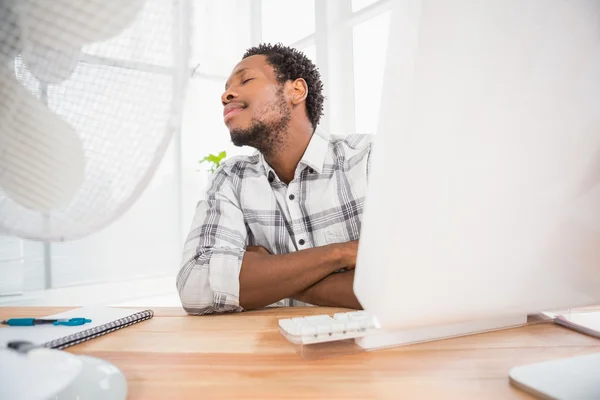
[[2, 307, 600, 399]]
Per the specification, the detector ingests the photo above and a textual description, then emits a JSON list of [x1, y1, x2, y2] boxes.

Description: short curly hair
[[243, 43, 324, 129]]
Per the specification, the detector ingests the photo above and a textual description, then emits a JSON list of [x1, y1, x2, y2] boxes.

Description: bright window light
[[352, 11, 391, 134], [261, 0, 315, 45]]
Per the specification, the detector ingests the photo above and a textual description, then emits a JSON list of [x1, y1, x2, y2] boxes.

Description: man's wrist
[[327, 243, 347, 271]]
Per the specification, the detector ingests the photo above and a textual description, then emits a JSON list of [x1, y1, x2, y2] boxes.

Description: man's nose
[[221, 90, 237, 106]]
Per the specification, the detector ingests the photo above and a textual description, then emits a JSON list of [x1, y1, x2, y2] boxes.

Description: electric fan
[[0, 0, 191, 241], [0, 1, 192, 398]]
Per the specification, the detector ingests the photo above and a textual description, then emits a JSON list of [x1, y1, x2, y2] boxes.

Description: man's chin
[[229, 130, 250, 147], [229, 120, 269, 150], [230, 138, 246, 147]]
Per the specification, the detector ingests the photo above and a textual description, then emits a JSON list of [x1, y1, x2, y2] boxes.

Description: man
[[177, 43, 372, 315]]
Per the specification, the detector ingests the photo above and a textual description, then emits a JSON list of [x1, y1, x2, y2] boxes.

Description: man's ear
[[289, 78, 308, 105]]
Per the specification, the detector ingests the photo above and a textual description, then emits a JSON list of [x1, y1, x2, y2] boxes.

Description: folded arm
[[177, 169, 357, 315], [238, 245, 352, 310], [292, 270, 362, 310]]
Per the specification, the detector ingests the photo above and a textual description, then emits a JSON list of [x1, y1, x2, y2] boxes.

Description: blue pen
[[1, 317, 92, 326]]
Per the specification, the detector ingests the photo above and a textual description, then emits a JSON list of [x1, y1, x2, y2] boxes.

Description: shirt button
[[298, 239, 305, 246], [289, 194, 295, 200]]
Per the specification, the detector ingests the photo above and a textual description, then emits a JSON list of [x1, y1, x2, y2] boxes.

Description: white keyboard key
[[316, 324, 331, 335], [305, 315, 334, 322], [348, 312, 370, 321], [351, 315, 376, 328], [278, 319, 299, 336], [331, 322, 346, 334], [346, 321, 361, 331], [333, 313, 350, 321], [345, 312, 377, 329], [278, 319, 292, 329], [298, 319, 316, 328], [300, 325, 317, 336]]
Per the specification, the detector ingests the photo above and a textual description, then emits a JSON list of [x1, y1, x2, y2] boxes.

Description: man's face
[[221, 55, 291, 151]]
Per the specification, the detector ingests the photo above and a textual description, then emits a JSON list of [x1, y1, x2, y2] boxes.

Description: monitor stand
[[355, 314, 527, 350], [509, 352, 600, 399]]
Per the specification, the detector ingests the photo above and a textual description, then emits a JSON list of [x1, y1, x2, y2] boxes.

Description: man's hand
[[332, 240, 359, 270]]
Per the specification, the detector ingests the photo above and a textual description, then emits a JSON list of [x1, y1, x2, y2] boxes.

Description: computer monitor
[[354, 0, 600, 331]]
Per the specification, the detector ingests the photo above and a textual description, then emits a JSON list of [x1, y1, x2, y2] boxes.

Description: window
[[352, 11, 391, 134], [191, 0, 252, 77], [299, 44, 317, 64], [261, 0, 314, 45], [352, 0, 382, 13]]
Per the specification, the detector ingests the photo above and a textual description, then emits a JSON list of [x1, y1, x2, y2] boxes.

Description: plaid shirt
[[177, 131, 373, 314]]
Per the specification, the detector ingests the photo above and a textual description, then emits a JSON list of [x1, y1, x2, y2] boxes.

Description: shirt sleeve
[[176, 167, 248, 315]]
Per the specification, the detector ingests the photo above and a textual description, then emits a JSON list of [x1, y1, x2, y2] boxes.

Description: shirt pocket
[[324, 231, 347, 244]]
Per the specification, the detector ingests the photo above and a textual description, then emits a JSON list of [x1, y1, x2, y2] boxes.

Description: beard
[[229, 89, 291, 156]]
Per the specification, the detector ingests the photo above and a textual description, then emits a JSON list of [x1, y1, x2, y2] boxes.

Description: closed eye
[[242, 78, 254, 85]]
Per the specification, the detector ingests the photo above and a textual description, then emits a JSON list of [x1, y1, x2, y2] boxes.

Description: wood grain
[[2, 306, 599, 399]]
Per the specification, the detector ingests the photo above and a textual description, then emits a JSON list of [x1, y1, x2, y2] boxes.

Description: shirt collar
[[261, 127, 330, 181], [298, 128, 329, 174]]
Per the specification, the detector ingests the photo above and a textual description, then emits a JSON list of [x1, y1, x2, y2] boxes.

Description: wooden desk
[[2, 307, 600, 399]]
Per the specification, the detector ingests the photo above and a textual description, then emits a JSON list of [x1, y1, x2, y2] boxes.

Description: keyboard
[[278, 311, 380, 345]]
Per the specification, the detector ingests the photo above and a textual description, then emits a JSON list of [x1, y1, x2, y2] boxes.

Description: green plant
[[199, 151, 227, 173]]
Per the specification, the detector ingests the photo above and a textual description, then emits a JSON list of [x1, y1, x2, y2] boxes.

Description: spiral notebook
[[0, 306, 154, 350]]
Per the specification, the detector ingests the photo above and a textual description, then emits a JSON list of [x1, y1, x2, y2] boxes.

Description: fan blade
[[0, 0, 21, 65], [21, 42, 81, 85], [24, 0, 146, 49], [0, 67, 85, 212]]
